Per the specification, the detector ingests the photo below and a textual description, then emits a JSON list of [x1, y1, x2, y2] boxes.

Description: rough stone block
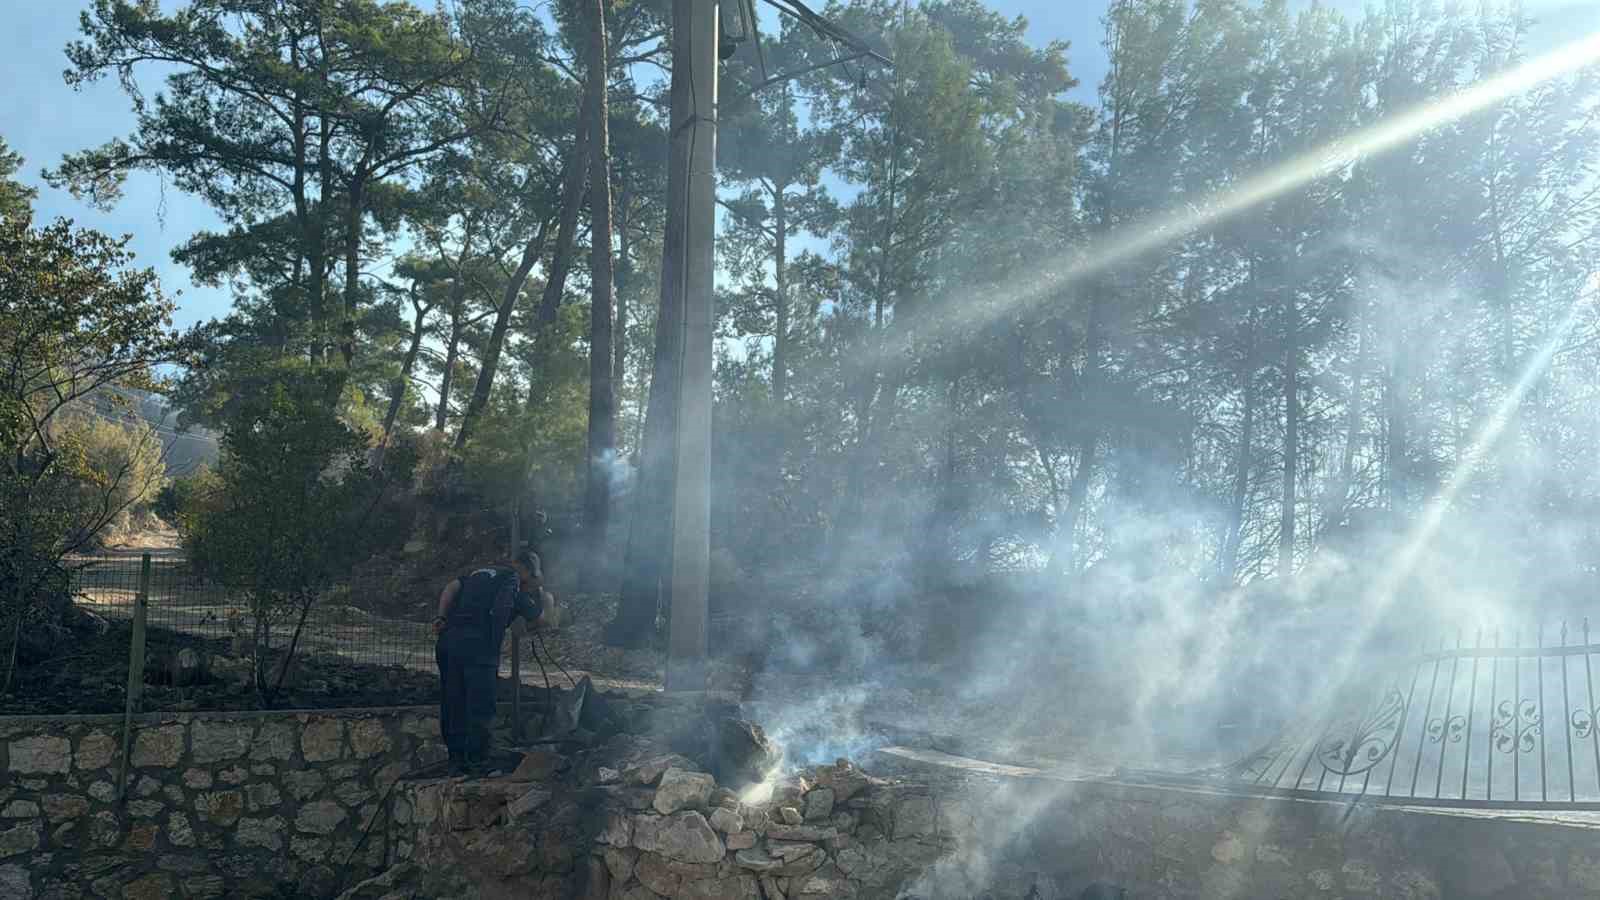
[[196, 790, 244, 827], [295, 800, 347, 835], [634, 811, 724, 864], [127, 800, 163, 819], [168, 812, 195, 848], [803, 788, 834, 823], [603, 846, 639, 883], [182, 875, 226, 898], [0, 801, 38, 819], [598, 810, 633, 847], [182, 769, 213, 789], [246, 782, 282, 811], [131, 726, 186, 769], [123, 873, 172, 900], [191, 720, 253, 764], [87, 781, 115, 803], [766, 824, 836, 843], [291, 834, 331, 863], [0, 865, 28, 900], [331, 779, 372, 809], [655, 768, 716, 815], [625, 754, 699, 786], [301, 719, 346, 763], [284, 770, 326, 801], [709, 807, 744, 834], [124, 823, 159, 852], [511, 750, 564, 781], [87, 811, 120, 848], [0, 821, 40, 859], [348, 719, 390, 760], [251, 722, 296, 762], [74, 733, 116, 771], [635, 852, 683, 896], [8, 735, 69, 774], [41, 795, 90, 824], [236, 816, 286, 851]]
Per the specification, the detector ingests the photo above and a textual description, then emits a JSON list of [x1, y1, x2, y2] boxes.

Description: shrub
[[181, 370, 416, 704]]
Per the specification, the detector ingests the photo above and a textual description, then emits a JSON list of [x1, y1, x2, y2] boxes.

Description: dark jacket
[[441, 566, 542, 661]]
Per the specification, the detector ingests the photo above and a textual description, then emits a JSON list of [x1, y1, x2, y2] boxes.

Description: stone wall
[[363, 747, 953, 900], [0, 705, 447, 899], [923, 767, 1600, 899]]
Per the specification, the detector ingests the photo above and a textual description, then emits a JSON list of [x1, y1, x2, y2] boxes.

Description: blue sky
[[3, 0, 1593, 330]]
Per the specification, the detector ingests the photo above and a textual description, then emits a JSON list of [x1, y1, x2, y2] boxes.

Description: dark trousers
[[436, 636, 497, 761]]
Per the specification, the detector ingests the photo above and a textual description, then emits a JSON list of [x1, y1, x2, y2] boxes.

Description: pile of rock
[[593, 754, 948, 899]]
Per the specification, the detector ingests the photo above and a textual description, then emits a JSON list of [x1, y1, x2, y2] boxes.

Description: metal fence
[[1140, 622, 1600, 811], [70, 554, 436, 676]]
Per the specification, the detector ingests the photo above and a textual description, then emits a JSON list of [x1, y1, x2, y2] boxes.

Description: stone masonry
[[0, 706, 447, 899], [358, 747, 952, 900]]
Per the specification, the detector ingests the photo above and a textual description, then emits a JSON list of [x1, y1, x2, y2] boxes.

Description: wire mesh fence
[[68, 553, 437, 683]]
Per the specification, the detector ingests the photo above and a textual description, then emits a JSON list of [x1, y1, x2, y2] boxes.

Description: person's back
[[442, 565, 520, 660], [432, 552, 555, 774]]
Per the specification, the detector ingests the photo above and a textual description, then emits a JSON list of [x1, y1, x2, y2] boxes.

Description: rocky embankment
[[344, 733, 951, 900]]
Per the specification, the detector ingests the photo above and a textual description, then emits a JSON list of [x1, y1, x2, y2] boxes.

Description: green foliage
[[0, 137, 36, 222], [49, 412, 169, 544], [0, 215, 181, 689], [154, 463, 218, 528], [182, 371, 416, 703]]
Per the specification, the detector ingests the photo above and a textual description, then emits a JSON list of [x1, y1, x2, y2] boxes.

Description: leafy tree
[[51, 0, 493, 375], [182, 370, 415, 704], [0, 216, 182, 691], [0, 137, 36, 221]]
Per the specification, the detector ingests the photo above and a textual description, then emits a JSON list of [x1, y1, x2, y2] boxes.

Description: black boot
[[447, 751, 468, 777]]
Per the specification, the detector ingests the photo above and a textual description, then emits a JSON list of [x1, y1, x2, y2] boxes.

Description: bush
[[154, 463, 218, 527], [50, 412, 168, 545], [181, 370, 416, 703]]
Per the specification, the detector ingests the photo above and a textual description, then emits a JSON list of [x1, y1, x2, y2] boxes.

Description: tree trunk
[[1056, 285, 1105, 576], [381, 296, 431, 449], [1385, 317, 1406, 512], [1219, 313, 1257, 580], [538, 117, 594, 330], [583, 0, 617, 593], [309, 115, 334, 365], [1279, 281, 1299, 575], [454, 219, 553, 452], [1320, 310, 1366, 533], [608, 41, 689, 648], [339, 165, 368, 370], [435, 287, 466, 432], [614, 189, 631, 396], [772, 187, 790, 406]]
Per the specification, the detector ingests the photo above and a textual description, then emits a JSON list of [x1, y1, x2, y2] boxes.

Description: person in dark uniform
[[431, 550, 560, 775]]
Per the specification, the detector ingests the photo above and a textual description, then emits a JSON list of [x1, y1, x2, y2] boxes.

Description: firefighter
[[431, 550, 559, 775]]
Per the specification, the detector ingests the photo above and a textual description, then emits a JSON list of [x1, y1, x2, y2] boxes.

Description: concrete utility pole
[[665, 0, 719, 691]]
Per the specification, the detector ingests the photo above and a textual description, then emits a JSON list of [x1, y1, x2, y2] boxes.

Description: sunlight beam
[[1317, 273, 1599, 709], [894, 29, 1600, 346]]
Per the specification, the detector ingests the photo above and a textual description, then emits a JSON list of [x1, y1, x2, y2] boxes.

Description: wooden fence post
[[116, 554, 151, 804]]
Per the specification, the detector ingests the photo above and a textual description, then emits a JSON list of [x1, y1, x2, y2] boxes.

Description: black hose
[[534, 629, 577, 689]]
